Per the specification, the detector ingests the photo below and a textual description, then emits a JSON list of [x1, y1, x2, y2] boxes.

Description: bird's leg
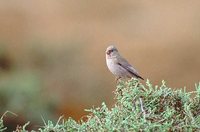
[[115, 77, 121, 83]]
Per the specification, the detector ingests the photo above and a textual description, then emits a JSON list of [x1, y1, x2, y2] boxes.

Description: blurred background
[[0, 0, 200, 130]]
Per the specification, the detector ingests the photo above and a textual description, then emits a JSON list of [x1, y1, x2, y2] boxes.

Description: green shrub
[[4, 79, 200, 131]]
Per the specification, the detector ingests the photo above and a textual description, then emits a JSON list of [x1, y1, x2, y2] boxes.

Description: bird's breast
[[106, 58, 129, 77]]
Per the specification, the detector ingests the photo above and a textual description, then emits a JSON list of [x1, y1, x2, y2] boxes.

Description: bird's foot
[[115, 77, 122, 83]]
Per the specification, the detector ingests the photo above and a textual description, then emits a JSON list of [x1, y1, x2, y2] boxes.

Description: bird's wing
[[117, 57, 144, 80]]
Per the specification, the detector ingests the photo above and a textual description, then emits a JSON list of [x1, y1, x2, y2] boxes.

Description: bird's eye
[[107, 49, 114, 55], [107, 49, 113, 55]]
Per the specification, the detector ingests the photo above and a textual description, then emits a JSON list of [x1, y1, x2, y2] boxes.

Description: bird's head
[[106, 45, 119, 58]]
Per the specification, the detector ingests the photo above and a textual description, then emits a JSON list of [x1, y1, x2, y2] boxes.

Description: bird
[[106, 45, 144, 81]]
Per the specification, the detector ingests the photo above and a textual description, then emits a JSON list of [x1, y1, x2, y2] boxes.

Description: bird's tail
[[136, 75, 144, 80]]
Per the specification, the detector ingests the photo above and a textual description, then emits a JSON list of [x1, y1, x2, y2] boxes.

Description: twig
[[139, 97, 146, 119]]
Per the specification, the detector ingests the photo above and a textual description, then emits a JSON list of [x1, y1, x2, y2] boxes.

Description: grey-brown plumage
[[106, 45, 144, 80]]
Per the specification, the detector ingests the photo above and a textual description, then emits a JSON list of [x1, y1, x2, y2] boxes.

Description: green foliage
[[35, 79, 200, 131], [3, 79, 200, 131], [38, 116, 66, 132]]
